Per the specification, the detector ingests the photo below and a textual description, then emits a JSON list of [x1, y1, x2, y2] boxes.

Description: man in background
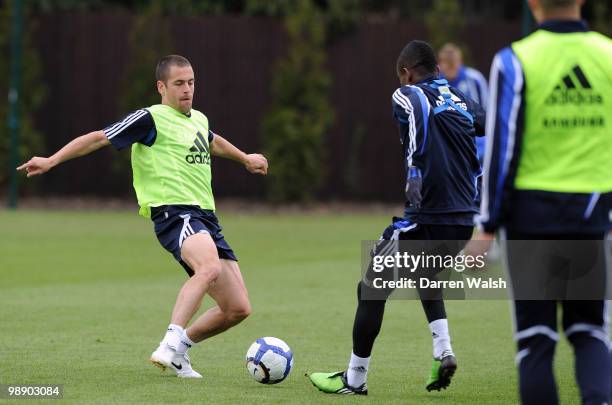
[[439, 43, 488, 163]]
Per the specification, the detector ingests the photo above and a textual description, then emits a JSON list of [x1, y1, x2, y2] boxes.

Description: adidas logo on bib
[[186, 131, 211, 165], [545, 65, 603, 106]]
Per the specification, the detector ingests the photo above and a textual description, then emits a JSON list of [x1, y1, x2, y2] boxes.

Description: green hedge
[[0, 2, 46, 191], [262, 0, 333, 202]]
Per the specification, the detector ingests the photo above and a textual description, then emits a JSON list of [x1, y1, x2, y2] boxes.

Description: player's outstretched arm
[[210, 133, 268, 175], [17, 130, 110, 177]]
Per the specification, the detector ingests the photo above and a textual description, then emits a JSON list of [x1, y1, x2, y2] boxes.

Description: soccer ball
[[245, 337, 293, 384]]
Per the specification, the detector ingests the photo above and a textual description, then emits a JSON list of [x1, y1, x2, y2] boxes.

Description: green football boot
[[426, 352, 457, 391], [308, 371, 368, 395]]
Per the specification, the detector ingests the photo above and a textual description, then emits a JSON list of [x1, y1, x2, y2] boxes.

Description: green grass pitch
[[0, 209, 584, 404]]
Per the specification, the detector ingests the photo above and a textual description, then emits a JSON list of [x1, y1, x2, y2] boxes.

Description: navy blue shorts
[[151, 205, 237, 276]]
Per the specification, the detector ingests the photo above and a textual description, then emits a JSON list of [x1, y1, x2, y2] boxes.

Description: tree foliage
[[1, 2, 46, 190], [425, 0, 465, 51], [119, 0, 172, 113], [261, 0, 333, 201], [111, 0, 172, 175], [593, 1, 612, 36]]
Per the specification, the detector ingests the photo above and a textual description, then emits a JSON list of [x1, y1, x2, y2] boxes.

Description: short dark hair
[[396, 40, 437, 77], [155, 55, 191, 82]]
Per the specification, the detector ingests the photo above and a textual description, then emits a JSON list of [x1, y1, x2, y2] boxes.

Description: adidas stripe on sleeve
[[392, 86, 430, 167], [103, 109, 157, 150], [477, 47, 525, 233]]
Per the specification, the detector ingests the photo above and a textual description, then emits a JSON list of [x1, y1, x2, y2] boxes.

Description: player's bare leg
[[150, 232, 220, 377], [172, 232, 222, 325], [185, 259, 251, 342]]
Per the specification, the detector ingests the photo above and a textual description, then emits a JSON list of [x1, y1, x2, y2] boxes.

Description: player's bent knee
[[226, 303, 251, 325], [191, 261, 222, 284]]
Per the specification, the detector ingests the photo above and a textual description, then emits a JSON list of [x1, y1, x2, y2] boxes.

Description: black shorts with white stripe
[[152, 205, 237, 276]]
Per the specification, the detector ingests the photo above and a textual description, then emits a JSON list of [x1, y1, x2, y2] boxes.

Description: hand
[[243, 153, 268, 175], [17, 156, 56, 177], [405, 166, 422, 209], [464, 231, 496, 258]]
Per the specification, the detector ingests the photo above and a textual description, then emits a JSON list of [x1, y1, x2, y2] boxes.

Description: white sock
[[429, 319, 453, 359], [176, 329, 196, 355], [346, 352, 370, 388], [162, 323, 184, 350]]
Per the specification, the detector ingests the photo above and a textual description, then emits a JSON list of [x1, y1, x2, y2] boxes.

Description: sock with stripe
[[176, 329, 196, 355], [346, 351, 370, 388], [162, 323, 184, 350], [429, 318, 453, 359]]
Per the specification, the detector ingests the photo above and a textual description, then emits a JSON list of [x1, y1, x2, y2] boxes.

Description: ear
[[405, 67, 416, 84], [156, 80, 166, 96], [527, 0, 540, 16], [397, 67, 408, 85]]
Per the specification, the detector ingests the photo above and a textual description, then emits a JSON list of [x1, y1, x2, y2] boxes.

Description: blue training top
[[391, 76, 486, 226]]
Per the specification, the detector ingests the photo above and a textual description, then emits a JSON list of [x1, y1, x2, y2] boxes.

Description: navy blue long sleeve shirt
[[392, 76, 486, 226]]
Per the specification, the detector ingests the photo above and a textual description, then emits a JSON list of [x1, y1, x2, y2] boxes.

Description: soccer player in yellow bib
[[466, 0, 612, 403], [18, 55, 268, 378]]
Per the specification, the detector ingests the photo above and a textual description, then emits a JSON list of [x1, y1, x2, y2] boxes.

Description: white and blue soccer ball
[[245, 337, 293, 384]]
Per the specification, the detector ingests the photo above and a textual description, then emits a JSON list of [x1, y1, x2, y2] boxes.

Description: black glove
[[405, 166, 422, 209]]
